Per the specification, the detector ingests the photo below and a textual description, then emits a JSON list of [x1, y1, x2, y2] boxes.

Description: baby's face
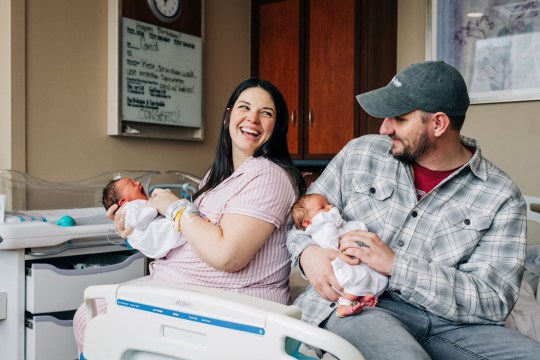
[[305, 194, 333, 221], [116, 178, 148, 203]]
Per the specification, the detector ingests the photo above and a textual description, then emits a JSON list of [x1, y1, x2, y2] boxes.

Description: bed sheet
[[505, 245, 540, 342]]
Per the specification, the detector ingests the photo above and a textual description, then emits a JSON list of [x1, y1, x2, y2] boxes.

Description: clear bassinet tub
[[0, 169, 159, 212]]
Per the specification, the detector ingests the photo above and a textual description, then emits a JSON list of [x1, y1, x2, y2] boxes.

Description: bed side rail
[[83, 281, 365, 360]]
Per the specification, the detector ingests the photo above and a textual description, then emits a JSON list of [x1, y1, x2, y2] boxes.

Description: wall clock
[[147, 0, 183, 23]]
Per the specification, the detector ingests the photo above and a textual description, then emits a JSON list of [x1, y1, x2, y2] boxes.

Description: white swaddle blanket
[[123, 200, 186, 259], [305, 208, 388, 297]]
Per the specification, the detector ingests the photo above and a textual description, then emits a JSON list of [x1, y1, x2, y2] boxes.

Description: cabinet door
[[255, 0, 301, 159], [306, 0, 355, 159]]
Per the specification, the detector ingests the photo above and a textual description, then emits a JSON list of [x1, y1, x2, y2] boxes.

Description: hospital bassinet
[[0, 169, 161, 360]]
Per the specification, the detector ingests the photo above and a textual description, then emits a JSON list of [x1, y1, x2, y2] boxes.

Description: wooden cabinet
[[251, 0, 397, 162]]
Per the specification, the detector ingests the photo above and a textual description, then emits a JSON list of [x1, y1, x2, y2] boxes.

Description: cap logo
[[391, 76, 402, 88]]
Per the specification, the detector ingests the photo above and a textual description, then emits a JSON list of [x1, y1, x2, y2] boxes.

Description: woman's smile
[[229, 87, 276, 166]]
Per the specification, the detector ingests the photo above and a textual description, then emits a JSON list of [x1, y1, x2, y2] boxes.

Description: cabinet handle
[[290, 110, 296, 127], [309, 109, 313, 127]]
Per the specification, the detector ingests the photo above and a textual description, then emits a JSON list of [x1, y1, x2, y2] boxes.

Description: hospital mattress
[[0, 207, 116, 250], [0, 207, 120, 250]]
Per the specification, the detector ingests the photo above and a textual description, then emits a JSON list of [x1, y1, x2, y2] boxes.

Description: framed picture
[[427, 0, 540, 104]]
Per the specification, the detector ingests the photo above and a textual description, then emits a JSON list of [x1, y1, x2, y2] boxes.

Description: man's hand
[[299, 246, 345, 301], [339, 230, 395, 276]]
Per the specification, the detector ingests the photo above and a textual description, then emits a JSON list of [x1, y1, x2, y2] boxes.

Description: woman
[[73, 78, 306, 352]]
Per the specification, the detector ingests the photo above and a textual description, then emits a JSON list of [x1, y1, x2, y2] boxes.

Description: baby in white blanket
[[292, 193, 388, 317]]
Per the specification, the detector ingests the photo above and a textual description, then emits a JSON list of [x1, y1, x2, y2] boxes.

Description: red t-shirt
[[413, 163, 458, 200], [413, 146, 475, 200]]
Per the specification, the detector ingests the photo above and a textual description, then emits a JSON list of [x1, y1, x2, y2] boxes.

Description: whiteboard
[[121, 17, 202, 128]]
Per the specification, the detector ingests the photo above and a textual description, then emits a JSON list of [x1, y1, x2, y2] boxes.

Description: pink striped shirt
[[147, 156, 298, 304]]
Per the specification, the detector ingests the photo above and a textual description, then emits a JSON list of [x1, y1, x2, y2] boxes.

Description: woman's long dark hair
[[194, 78, 306, 200]]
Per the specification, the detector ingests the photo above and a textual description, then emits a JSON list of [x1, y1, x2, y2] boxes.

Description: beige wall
[[3, 0, 540, 197], [21, 0, 251, 184]]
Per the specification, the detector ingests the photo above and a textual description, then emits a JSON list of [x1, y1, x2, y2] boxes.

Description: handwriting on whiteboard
[[121, 17, 202, 128]]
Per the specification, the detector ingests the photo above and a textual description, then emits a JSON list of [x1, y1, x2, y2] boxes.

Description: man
[[287, 61, 540, 359]]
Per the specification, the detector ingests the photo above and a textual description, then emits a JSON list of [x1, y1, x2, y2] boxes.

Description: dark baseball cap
[[356, 61, 470, 118]]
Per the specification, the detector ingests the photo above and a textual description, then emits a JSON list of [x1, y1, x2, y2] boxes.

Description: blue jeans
[[320, 294, 540, 360]]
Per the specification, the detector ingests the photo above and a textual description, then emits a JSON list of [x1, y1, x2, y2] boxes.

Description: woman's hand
[[299, 246, 344, 302], [147, 188, 180, 216], [106, 204, 133, 239], [339, 230, 395, 276], [105, 203, 119, 221]]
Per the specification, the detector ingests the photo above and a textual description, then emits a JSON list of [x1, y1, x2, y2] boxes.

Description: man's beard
[[390, 131, 432, 163]]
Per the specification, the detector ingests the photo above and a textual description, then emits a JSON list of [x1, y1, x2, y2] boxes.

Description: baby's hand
[[337, 249, 361, 266]]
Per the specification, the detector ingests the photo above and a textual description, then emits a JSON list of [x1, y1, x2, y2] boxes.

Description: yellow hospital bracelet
[[174, 207, 186, 232]]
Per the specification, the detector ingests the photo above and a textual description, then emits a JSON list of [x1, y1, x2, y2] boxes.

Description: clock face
[[148, 0, 182, 23]]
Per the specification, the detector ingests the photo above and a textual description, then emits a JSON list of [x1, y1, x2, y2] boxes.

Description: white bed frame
[[82, 280, 365, 360]]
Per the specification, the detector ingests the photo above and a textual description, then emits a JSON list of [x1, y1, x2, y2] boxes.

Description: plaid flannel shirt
[[287, 135, 526, 326]]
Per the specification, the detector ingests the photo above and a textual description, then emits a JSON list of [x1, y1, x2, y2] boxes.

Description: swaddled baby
[[292, 193, 388, 317], [102, 178, 194, 258]]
